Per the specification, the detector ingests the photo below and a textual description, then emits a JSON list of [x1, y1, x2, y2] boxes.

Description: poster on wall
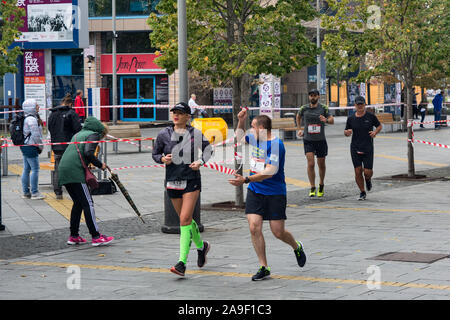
[[16, 0, 74, 43], [213, 88, 232, 114], [13, 0, 88, 49], [24, 50, 46, 120]]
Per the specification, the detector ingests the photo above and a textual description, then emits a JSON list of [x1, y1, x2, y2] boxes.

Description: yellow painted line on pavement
[[8, 164, 23, 175], [43, 193, 82, 222], [243, 169, 309, 189], [284, 142, 303, 147], [306, 205, 450, 214], [10, 260, 450, 291], [376, 136, 405, 140], [285, 177, 310, 188], [375, 154, 446, 167]]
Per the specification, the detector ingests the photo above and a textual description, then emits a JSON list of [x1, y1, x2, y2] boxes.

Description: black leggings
[[65, 183, 100, 238]]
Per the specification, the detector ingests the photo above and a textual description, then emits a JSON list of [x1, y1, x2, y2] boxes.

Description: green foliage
[[148, 0, 319, 85], [322, 0, 449, 87], [0, 0, 25, 77]]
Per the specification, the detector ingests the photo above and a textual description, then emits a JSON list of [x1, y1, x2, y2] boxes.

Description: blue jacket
[[433, 94, 443, 112]]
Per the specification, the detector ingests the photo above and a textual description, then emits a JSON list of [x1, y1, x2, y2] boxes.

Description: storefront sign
[[101, 54, 165, 74]]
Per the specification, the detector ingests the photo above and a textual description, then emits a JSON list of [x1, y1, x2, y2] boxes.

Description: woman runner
[[152, 102, 213, 277]]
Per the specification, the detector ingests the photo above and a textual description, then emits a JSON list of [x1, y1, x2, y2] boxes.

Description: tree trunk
[[406, 83, 415, 177], [232, 76, 244, 207]]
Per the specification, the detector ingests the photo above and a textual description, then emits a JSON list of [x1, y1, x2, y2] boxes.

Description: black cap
[[308, 89, 320, 96], [355, 96, 366, 105], [170, 102, 191, 114]]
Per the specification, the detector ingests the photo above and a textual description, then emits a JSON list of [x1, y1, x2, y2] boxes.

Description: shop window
[[89, 0, 161, 17], [102, 31, 157, 54]]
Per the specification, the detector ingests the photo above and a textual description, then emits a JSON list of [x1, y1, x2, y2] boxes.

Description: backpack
[[9, 113, 32, 146]]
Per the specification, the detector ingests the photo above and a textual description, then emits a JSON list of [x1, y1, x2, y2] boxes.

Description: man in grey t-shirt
[[296, 89, 334, 197]]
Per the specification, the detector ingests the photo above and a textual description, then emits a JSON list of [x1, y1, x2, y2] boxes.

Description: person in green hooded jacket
[[58, 116, 114, 246]]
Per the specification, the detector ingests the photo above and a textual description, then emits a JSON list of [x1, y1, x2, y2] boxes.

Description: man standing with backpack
[[48, 93, 82, 199], [11, 99, 45, 200]]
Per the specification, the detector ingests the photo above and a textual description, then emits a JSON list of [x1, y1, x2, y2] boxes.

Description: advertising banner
[[23, 50, 46, 119], [16, 0, 74, 42]]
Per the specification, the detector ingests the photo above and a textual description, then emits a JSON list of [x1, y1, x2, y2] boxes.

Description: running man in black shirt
[[344, 96, 382, 200]]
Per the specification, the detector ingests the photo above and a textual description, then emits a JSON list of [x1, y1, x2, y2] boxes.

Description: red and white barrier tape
[[410, 119, 450, 125], [408, 138, 450, 149], [111, 162, 236, 176], [106, 134, 154, 151], [0, 102, 409, 115], [0, 137, 155, 149]]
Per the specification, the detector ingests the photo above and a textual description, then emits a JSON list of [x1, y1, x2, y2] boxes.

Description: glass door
[[138, 77, 156, 120], [120, 76, 156, 121]]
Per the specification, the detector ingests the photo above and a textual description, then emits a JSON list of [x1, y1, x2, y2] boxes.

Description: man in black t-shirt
[[344, 96, 382, 200]]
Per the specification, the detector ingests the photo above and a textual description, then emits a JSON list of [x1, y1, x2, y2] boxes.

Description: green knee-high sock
[[191, 220, 204, 250], [179, 225, 192, 264]]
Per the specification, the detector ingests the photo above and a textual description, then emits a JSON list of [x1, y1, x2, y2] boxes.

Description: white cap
[[436, 89, 441, 94]]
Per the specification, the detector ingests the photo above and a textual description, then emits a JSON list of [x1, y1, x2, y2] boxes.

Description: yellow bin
[[191, 117, 228, 144]]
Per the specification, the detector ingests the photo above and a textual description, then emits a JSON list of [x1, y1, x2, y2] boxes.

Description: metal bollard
[[0, 148, 5, 231], [161, 188, 203, 234], [2, 143, 7, 176]]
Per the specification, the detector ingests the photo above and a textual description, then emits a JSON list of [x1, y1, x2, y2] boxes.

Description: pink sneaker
[[67, 236, 87, 245], [92, 234, 114, 247]]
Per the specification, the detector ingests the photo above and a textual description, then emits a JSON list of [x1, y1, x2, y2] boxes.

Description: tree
[[322, 0, 449, 177], [148, 0, 319, 205], [0, 0, 25, 77]]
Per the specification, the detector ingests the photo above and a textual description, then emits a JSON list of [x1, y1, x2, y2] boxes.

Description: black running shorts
[[350, 148, 374, 169], [166, 179, 201, 199], [303, 139, 328, 158], [245, 189, 287, 220]]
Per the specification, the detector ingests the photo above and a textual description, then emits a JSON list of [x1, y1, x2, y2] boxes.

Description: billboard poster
[[24, 50, 46, 120], [213, 88, 232, 114], [16, 0, 74, 43]]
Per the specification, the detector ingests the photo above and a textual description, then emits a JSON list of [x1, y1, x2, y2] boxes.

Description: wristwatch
[[244, 177, 251, 184]]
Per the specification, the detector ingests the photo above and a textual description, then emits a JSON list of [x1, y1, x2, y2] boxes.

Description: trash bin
[[161, 189, 203, 234], [191, 118, 228, 144]]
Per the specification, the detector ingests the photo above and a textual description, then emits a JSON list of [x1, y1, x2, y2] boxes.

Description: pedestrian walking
[[296, 89, 334, 197], [228, 108, 306, 281], [344, 96, 382, 201], [412, 88, 419, 120], [58, 116, 114, 246], [74, 90, 86, 123], [188, 93, 208, 118], [152, 102, 213, 277], [48, 93, 82, 199], [432, 89, 443, 129], [419, 97, 428, 128], [19, 99, 45, 200]]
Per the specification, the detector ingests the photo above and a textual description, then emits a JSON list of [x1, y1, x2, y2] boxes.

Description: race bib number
[[166, 180, 187, 190], [250, 158, 265, 173], [308, 124, 321, 134]]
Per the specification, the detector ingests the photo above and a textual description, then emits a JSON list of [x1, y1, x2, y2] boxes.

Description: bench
[[271, 118, 298, 140], [106, 124, 144, 153], [376, 113, 402, 133]]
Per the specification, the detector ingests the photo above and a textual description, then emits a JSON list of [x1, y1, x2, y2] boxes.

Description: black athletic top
[[152, 125, 212, 182], [345, 112, 381, 153]]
